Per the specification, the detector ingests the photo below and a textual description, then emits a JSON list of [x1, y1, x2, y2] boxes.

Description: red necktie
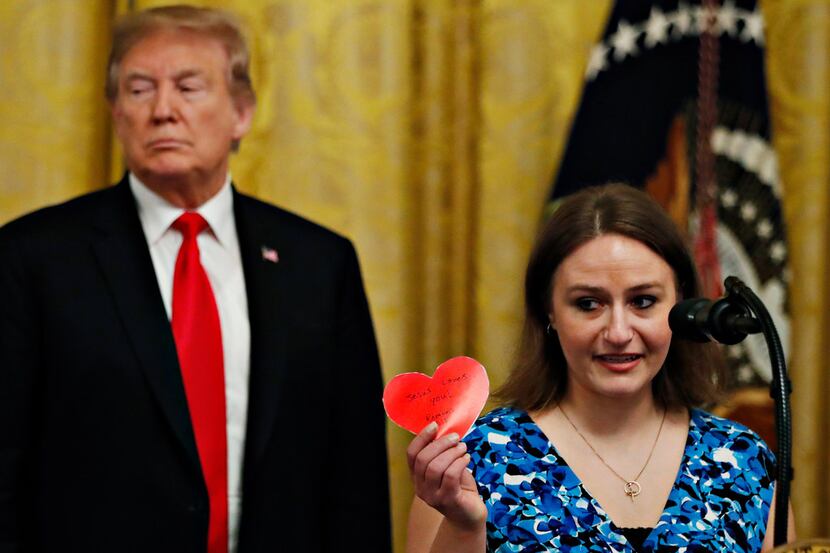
[[171, 212, 228, 553]]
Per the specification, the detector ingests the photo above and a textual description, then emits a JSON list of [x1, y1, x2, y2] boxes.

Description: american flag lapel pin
[[261, 245, 279, 263]]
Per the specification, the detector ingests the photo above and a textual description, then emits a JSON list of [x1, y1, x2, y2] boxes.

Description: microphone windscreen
[[668, 298, 712, 342]]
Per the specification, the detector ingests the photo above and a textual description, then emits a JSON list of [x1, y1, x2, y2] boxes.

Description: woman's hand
[[406, 422, 487, 532]]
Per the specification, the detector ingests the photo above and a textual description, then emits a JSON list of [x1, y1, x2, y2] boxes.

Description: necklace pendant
[[624, 480, 641, 501]]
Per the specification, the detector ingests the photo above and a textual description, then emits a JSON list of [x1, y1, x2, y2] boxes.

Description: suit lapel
[[233, 190, 289, 476], [91, 184, 290, 478], [91, 180, 200, 471]]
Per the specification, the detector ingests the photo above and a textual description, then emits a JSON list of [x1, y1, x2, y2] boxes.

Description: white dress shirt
[[130, 174, 250, 553]]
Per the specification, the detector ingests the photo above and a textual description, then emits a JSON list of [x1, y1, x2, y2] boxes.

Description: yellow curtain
[[474, 0, 610, 397], [0, 0, 828, 548], [763, 0, 830, 538], [0, 0, 113, 223]]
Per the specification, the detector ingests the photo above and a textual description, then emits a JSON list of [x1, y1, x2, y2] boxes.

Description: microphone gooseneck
[[668, 276, 792, 547]]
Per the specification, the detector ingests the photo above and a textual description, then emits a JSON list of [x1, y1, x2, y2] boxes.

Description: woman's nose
[[603, 306, 634, 344]]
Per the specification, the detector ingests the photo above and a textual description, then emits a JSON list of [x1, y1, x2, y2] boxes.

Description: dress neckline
[[516, 407, 698, 549]]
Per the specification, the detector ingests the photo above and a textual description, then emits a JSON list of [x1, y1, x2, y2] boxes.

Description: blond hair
[[105, 5, 255, 108]]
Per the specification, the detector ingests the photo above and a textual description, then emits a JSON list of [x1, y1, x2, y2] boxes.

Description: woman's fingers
[[405, 428, 486, 529], [411, 433, 461, 482], [406, 422, 439, 472], [422, 441, 467, 490], [441, 451, 473, 492], [405, 424, 480, 523], [459, 458, 478, 492]]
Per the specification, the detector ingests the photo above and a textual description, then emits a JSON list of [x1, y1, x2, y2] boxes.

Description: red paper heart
[[383, 356, 489, 438]]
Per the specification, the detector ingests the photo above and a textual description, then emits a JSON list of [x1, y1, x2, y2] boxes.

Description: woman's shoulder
[[463, 406, 539, 449], [466, 406, 527, 434], [689, 408, 768, 441], [462, 406, 559, 482], [473, 405, 526, 425], [687, 408, 776, 470]]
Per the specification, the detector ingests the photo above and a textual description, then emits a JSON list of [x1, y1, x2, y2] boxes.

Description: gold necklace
[[558, 404, 667, 502]]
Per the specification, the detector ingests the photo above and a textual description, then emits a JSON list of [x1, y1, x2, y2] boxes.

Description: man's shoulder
[[233, 190, 354, 252], [0, 185, 124, 242]]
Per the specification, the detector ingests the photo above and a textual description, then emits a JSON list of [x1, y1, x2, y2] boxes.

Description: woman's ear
[[545, 314, 556, 336]]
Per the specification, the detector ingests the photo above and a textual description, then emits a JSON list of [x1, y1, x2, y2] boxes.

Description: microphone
[[672, 276, 792, 546], [668, 296, 762, 345]]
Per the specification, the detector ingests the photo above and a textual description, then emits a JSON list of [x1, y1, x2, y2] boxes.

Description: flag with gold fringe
[[549, 0, 789, 445]]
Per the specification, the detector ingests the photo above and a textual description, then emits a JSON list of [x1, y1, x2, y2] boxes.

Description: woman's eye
[[575, 298, 600, 311], [631, 295, 657, 309]]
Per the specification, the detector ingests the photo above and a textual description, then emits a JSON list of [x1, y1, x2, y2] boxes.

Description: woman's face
[[549, 233, 677, 403]]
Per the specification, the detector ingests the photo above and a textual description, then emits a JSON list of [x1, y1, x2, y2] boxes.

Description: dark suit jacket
[[0, 179, 391, 552]]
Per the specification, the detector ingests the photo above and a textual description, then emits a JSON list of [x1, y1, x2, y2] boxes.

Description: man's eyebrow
[[122, 69, 208, 82], [173, 68, 208, 80], [123, 71, 155, 82]]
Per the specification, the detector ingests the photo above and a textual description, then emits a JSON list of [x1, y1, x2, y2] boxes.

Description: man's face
[[111, 30, 252, 190]]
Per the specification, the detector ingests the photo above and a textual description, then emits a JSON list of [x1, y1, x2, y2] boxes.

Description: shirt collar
[[129, 173, 235, 247]]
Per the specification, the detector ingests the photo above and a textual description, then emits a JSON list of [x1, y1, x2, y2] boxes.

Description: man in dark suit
[[0, 5, 391, 552]]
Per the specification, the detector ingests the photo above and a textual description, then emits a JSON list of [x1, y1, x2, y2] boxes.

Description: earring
[[546, 323, 556, 336]]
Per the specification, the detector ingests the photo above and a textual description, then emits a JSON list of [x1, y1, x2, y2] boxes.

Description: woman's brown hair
[[497, 183, 725, 411]]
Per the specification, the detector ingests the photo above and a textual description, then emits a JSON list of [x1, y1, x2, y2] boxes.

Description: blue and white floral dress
[[464, 407, 775, 552]]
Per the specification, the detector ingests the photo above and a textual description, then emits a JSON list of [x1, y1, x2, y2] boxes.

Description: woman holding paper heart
[[406, 184, 794, 553]]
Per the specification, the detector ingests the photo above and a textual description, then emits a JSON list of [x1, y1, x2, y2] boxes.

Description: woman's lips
[[593, 353, 643, 372]]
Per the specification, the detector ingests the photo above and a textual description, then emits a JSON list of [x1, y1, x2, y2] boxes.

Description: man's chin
[[133, 163, 197, 183]]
